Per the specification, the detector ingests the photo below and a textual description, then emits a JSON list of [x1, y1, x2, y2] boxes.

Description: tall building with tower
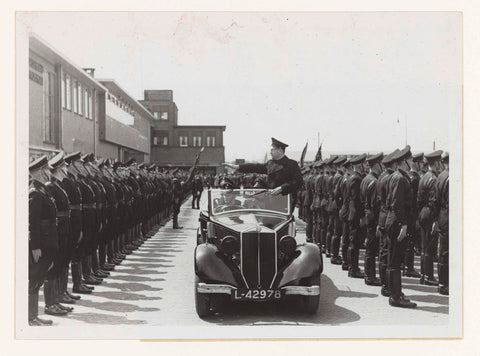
[[139, 90, 226, 174]]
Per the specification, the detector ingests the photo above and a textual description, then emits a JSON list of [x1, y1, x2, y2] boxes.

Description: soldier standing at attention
[[29, 156, 59, 325], [360, 153, 383, 286], [330, 156, 347, 265], [346, 154, 367, 279], [417, 150, 443, 286], [385, 146, 417, 308], [323, 156, 338, 258], [436, 152, 449, 295], [172, 177, 183, 229], [192, 175, 204, 209], [377, 150, 398, 296], [303, 165, 315, 242], [222, 137, 303, 213], [339, 158, 352, 271]]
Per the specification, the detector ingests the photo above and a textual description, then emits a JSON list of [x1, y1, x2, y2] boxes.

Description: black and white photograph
[[15, 11, 463, 341]]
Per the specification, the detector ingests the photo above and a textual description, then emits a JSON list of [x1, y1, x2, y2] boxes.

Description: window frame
[[179, 135, 188, 147]]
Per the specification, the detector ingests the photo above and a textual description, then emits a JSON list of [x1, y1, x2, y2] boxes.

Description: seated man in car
[[213, 177, 243, 213]]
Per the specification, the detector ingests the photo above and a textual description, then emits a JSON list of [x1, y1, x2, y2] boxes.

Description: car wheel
[[195, 275, 211, 318], [301, 274, 320, 314]]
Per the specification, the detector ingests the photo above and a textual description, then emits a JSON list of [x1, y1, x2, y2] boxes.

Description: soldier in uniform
[[312, 161, 324, 248], [403, 152, 423, 278], [377, 150, 398, 296], [171, 177, 183, 229], [330, 156, 347, 265], [339, 158, 352, 271], [192, 175, 204, 209], [360, 153, 383, 286], [346, 154, 367, 278], [323, 156, 338, 258], [43, 152, 74, 316], [223, 137, 303, 213], [302, 165, 315, 242], [436, 152, 449, 295], [417, 150, 443, 286], [29, 156, 59, 325], [385, 146, 417, 308]]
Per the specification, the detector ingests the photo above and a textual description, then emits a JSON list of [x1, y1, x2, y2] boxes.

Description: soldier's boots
[[364, 256, 382, 286], [331, 256, 343, 265], [348, 248, 365, 278], [438, 285, 449, 295], [45, 304, 69, 316], [29, 292, 53, 326], [379, 263, 391, 296], [65, 291, 81, 301], [420, 255, 438, 285], [403, 249, 421, 278], [57, 292, 76, 305], [388, 269, 417, 308], [29, 316, 53, 326]]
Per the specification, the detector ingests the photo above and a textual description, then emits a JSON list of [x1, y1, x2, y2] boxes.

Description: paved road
[[39, 195, 449, 328]]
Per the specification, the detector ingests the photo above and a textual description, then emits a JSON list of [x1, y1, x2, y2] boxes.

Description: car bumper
[[197, 283, 320, 296]]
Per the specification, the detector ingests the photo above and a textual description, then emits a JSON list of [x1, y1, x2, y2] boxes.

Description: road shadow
[[106, 274, 166, 282], [75, 299, 160, 313], [134, 252, 175, 258], [414, 305, 449, 314], [53, 312, 147, 325], [112, 267, 165, 275], [99, 280, 163, 292], [407, 294, 449, 306], [401, 283, 439, 294], [201, 274, 376, 326], [92, 290, 159, 301], [124, 257, 172, 263]]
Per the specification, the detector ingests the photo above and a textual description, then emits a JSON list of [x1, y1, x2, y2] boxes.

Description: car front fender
[[194, 243, 238, 286], [277, 243, 322, 287]]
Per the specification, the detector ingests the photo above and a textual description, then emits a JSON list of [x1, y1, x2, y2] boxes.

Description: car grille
[[240, 230, 277, 289]]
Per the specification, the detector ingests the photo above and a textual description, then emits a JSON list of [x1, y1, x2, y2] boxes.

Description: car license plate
[[231, 289, 284, 301]]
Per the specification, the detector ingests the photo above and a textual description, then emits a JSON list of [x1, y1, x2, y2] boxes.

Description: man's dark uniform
[[436, 153, 449, 295], [339, 161, 351, 271], [323, 156, 338, 257], [29, 156, 59, 325], [303, 167, 315, 242], [192, 176, 204, 209], [385, 146, 416, 308], [346, 154, 366, 279], [237, 138, 302, 214], [330, 156, 347, 265], [360, 153, 383, 286], [417, 150, 443, 286]]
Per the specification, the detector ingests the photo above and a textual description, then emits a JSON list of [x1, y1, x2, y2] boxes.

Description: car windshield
[[209, 189, 290, 215]]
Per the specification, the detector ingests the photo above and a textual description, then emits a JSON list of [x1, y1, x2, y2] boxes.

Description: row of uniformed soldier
[[298, 147, 449, 308], [28, 151, 192, 325]]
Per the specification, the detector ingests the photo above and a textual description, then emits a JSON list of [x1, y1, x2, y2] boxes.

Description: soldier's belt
[[83, 203, 97, 209], [40, 219, 56, 227], [70, 204, 82, 211], [57, 211, 71, 218]]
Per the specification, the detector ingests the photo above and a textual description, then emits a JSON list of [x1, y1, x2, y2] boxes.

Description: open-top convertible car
[[194, 189, 322, 317]]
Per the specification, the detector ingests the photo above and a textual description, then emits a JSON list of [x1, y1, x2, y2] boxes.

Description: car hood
[[210, 211, 289, 232]]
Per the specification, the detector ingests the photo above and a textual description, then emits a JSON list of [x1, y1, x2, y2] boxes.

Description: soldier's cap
[[425, 150, 443, 162], [29, 155, 49, 172], [342, 157, 353, 167], [412, 152, 424, 163], [324, 156, 338, 166], [442, 151, 449, 163], [81, 153, 94, 163], [382, 149, 399, 165], [48, 151, 65, 170], [366, 152, 383, 165], [125, 158, 137, 166], [392, 145, 412, 163], [313, 160, 324, 168], [112, 161, 123, 170], [220, 176, 237, 189], [333, 156, 347, 165], [271, 137, 288, 149], [147, 163, 157, 171], [138, 163, 146, 169], [64, 151, 82, 164], [97, 158, 108, 168], [349, 153, 367, 165]]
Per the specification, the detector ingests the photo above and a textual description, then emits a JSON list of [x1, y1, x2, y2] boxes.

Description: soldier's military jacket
[[386, 169, 411, 227], [436, 169, 449, 233], [360, 171, 379, 226], [347, 171, 364, 222], [417, 170, 438, 226], [29, 180, 58, 251], [45, 180, 71, 239], [377, 169, 394, 229], [339, 172, 350, 221], [238, 156, 302, 195], [332, 170, 344, 213], [62, 175, 82, 240]]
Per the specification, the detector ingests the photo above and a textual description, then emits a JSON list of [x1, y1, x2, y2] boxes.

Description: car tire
[[195, 275, 211, 318], [300, 274, 320, 314]]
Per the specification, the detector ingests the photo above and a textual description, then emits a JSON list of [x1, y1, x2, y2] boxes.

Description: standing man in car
[[222, 137, 303, 213]]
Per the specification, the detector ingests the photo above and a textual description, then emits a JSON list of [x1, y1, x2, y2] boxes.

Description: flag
[[186, 146, 205, 183], [315, 143, 322, 161], [263, 151, 268, 163], [300, 141, 308, 167]]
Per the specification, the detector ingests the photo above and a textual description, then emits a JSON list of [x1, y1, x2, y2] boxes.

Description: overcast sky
[[18, 12, 461, 162]]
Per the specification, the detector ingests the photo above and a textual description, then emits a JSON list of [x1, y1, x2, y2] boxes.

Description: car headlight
[[220, 235, 239, 256], [279, 235, 297, 255]]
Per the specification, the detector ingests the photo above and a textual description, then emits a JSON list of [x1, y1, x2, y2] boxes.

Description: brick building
[[139, 90, 226, 174], [29, 34, 154, 162]]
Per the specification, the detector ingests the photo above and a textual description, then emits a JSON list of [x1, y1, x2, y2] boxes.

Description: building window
[[153, 137, 159, 146], [43, 72, 55, 143], [65, 74, 71, 110], [88, 91, 93, 119], [193, 135, 202, 147], [179, 136, 188, 147], [206, 136, 216, 147], [84, 89, 89, 118], [73, 80, 78, 113], [78, 83, 83, 115], [61, 74, 66, 108], [160, 135, 168, 146], [160, 111, 168, 120]]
